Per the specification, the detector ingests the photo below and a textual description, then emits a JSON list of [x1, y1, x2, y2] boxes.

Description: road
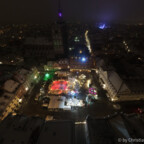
[[75, 124, 87, 144]]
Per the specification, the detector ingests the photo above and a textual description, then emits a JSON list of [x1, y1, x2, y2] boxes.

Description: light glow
[[25, 87, 29, 91], [102, 84, 106, 89], [70, 90, 76, 96], [34, 75, 37, 79], [49, 80, 68, 95], [89, 88, 97, 95], [18, 98, 22, 103], [98, 23, 106, 29], [58, 12, 62, 17], [85, 30, 92, 53], [81, 57, 86, 62]]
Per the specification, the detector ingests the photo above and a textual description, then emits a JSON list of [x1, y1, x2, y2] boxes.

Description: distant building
[[24, 23, 68, 61], [0, 55, 24, 65], [44, 59, 69, 71], [24, 37, 55, 60], [0, 114, 75, 144], [70, 57, 92, 72], [88, 29, 106, 56], [57, 59, 69, 69], [52, 24, 66, 56]]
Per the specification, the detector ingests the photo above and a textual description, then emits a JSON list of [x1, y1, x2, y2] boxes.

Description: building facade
[[98, 66, 144, 102], [0, 67, 40, 120]]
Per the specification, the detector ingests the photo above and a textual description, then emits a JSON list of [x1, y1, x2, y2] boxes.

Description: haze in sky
[[0, 0, 144, 23]]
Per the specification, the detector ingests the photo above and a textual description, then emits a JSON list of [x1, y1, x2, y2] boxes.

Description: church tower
[[52, 0, 68, 58], [58, 0, 63, 19]]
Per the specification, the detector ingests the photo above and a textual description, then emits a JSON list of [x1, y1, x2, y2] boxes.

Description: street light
[[79, 50, 82, 54], [18, 98, 22, 103], [34, 75, 37, 79], [81, 57, 86, 62], [25, 87, 29, 91]]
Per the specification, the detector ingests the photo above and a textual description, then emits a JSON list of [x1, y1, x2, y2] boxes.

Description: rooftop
[[3, 79, 19, 93], [48, 96, 71, 110], [86, 113, 144, 144], [99, 56, 144, 92], [0, 114, 75, 144], [37, 120, 74, 144]]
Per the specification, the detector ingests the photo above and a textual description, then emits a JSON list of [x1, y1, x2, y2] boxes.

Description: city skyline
[[0, 0, 144, 23]]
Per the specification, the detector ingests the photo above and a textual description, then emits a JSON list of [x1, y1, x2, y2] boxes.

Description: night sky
[[0, 0, 144, 23]]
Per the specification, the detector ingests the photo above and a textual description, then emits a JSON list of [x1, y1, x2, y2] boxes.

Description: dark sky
[[0, 0, 144, 23]]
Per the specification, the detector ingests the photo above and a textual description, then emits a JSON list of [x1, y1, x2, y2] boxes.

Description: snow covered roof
[[3, 80, 19, 93], [101, 69, 129, 94], [48, 96, 71, 110], [108, 71, 129, 93], [14, 69, 30, 83]]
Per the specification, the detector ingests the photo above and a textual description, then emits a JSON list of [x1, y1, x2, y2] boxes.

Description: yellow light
[[96, 69, 99, 74], [18, 98, 22, 103], [34, 75, 37, 79], [102, 84, 106, 89], [111, 97, 117, 102], [25, 87, 28, 91], [75, 121, 86, 125], [79, 50, 82, 54]]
